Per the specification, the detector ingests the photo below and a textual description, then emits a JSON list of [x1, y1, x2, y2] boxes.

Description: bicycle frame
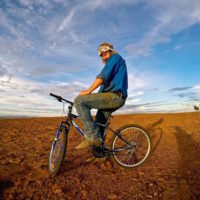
[[60, 112, 133, 149], [50, 93, 132, 149], [60, 112, 111, 142]]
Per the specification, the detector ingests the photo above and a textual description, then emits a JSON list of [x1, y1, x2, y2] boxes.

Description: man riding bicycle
[[74, 42, 128, 150]]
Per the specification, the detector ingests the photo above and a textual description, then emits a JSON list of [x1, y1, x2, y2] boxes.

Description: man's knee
[[74, 96, 80, 107], [74, 95, 84, 107]]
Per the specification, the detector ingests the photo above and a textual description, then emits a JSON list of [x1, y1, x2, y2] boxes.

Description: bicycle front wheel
[[48, 126, 67, 176], [111, 124, 152, 168]]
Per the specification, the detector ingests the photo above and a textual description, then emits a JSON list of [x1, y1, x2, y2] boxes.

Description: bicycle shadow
[[146, 118, 164, 154], [60, 154, 93, 173], [173, 126, 200, 199], [0, 179, 14, 199], [146, 118, 164, 132]]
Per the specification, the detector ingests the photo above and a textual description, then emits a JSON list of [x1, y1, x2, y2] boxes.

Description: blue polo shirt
[[96, 54, 128, 97]]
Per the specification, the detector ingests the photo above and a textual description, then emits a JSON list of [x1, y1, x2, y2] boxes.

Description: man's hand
[[79, 89, 91, 95], [78, 78, 103, 96]]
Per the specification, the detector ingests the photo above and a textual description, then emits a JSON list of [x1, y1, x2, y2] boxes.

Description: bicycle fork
[[53, 121, 70, 148]]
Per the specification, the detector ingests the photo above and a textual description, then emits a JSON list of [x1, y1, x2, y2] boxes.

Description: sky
[[0, 0, 200, 117]]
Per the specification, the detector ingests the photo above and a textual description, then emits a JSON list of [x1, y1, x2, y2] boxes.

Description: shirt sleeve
[[96, 54, 119, 84]]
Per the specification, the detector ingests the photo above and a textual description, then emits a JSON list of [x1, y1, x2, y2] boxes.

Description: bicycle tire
[[110, 124, 152, 169], [48, 126, 68, 176]]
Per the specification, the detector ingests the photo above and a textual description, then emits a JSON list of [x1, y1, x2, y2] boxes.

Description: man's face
[[100, 51, 111, 62]]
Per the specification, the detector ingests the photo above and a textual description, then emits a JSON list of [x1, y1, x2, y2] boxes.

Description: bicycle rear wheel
[[48, 126, 67, 176], [111, 124, 152, 168]]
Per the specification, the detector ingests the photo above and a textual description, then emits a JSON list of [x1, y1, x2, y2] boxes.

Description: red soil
[[0, 112, 200, 199]]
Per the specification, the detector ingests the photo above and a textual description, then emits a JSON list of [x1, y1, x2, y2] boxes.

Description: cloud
[[1, 0, 200, 61], [125, 0, 200, 56], [128, 71, 146, 91], [0, 74, 93, 116], [0, 0, 199, 116], [128, 91, 144, 98], [165, 44, 183, 53], [56, 0, 141, 34], [1, 0, 198, 80], [173, 45, 182, 51], [0, 65, 8, 77], [57, 10, 75, 32], [126, 91, 144, 105], [167, 84, 200, 102], [175, 92, 197, 98], [0, 107, 61, 117], [116, 101, 180, 113], [126, 35, 170, 56], [194, 85, 200, 90], [168, 86, 192, 92]]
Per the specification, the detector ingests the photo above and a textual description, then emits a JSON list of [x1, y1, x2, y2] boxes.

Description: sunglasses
[[100, 51, 108, 57]]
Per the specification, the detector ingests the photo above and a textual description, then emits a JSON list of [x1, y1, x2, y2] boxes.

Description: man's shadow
[[146, 118, 164, 154], [174, 126, 200, 199]]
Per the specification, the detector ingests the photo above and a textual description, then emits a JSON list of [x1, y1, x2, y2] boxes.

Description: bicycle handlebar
[[50, 93, 74, 105]]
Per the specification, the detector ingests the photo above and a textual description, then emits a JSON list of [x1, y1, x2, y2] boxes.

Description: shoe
[[75, 138, 102, 150], [86, 157, 107, 163], [86, 157, 96, 162]]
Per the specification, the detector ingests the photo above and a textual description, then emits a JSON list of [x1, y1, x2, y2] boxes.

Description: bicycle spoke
[[135, 132, 145, 144], [113, 146, 133, 152], [121, 150, 131, 163]]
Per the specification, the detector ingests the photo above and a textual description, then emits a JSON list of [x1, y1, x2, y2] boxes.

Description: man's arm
[[78, 78, 103, 95], [96, 54, 119, 84], [87, 78, 103, 93]]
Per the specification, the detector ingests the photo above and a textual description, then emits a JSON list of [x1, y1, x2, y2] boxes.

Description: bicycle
[[48, 93, 152, 176]]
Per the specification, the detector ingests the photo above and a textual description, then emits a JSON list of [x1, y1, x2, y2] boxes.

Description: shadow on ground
[[174, 126, 200, 199], [147, 118, 164, 154], [0, 179, 14, 199]]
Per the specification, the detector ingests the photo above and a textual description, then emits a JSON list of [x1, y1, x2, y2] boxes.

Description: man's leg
[[95, 109, 111, 139], [74, 96, 101, 141], [74, 92, 125, 143]]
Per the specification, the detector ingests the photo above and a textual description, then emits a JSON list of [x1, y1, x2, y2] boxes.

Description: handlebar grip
[[49, 93, 62, 101], [50, 93, 74, 105]]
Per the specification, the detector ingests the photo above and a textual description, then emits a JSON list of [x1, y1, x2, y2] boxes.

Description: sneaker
[[75, 138, 102, 150]]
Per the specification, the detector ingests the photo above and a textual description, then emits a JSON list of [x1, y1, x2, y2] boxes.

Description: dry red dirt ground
[[0, 112, 200, 200]]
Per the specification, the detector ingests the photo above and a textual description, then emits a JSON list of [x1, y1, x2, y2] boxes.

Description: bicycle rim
[[49, 128, 67, 174], [112, 126, 151, 168]]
